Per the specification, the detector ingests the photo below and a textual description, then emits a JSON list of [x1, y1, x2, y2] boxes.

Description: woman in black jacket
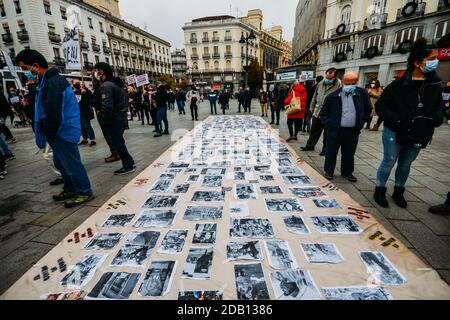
[[373, 38, 444, 209]]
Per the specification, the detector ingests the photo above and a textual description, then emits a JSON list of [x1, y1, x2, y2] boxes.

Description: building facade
[[292, 0, 328, 66], [106, 14, 172, 80], [83, 0, 120, 17], [280, 39, 293, 68], [316, 0, 450, 86], [0, 0, 111, 72], [182, 15, 260, 93], [171, 48, 187, 83]]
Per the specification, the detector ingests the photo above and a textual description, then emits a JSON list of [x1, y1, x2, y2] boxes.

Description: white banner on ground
[[1, 50, 24, 90], [136, 74, 149, 87], [127, 74, 137, 85], [62, 26, 81, 71]]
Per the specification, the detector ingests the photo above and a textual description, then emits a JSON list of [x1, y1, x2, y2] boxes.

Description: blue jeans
[[376, 127, 421, 188], [210, 102, 217, 114], [81, 118, 96, 141], [176, 101, 185, 114], [105, 120, 134, 170], [0, 135, 13, 157], [156, 106, 168, 133], [47, 137, 93, 196]]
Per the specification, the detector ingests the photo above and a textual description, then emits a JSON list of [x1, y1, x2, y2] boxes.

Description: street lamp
[[239, 30, 257, 89]]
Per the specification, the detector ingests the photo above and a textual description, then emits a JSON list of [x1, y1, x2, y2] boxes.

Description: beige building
[[281, 39, 293, 67], [83, 0, 121, 18], [106, 14, 172, 80]]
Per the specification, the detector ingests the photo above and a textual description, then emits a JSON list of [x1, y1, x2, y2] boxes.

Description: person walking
[[186, 86, 200, 121], [272, 85, 286, 126], [320, 71, 371, 182], [74, 81, 96, 146], [219, 90, 230, 115], [141, 85, 152, 125], [175, 88, 186, 115], [301, 68, 342, 155], [237, 87, 245, 113], [208, 90, 218, 115], [167, 89, 176, 111], [284, 81, 307, 142], [303, 76, 324, 133], [94, 62, 135, 175], [366, 79, 384, 131], [373, 38, 444, 209], [16, 49, 94, 208], [244, 88, 252, 113], [268, 85, 277, 125], [0, 90, 16, 143], [153, 83, 169, 138], [259, 89, 268, 117]]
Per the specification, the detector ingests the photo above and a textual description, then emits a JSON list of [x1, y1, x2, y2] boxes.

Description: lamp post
[[239, 30, 257, 89]]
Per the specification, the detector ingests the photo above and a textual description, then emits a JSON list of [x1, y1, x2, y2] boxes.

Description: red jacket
[[284, 84, 307, 119]]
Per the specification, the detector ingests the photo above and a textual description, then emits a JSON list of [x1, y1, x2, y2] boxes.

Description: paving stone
[[410, 176, 450, 197], [408, 187, 446, 206], [0, 224, 47, 260], [406, 202, 450, 236], [333, 182, 372, 207], [436, 270, 450, 286]]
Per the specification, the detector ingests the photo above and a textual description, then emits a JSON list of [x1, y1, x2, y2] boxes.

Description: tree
[[156, 74, 177, 90], [247, 60, 264, 91]]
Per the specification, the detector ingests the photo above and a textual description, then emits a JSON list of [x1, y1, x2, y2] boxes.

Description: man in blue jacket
[[16, 49, 94, 208], [320, 71, 371, 183], [208, 91, 218, 115]]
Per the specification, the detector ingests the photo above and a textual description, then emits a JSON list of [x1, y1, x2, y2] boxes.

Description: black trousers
[[0, 151, 5, 171], [150, 108, 157, 126], [287, 118, 303, 137], [190, 103, 198, 120], [324, 127, 359, 176], [306, 116, 327, 152], [245, 101, 251, 112], [0, 124, 14, 140], [238, 102, 245, 112], [141, 105, 150, 125], [270, 107, 280, 124], [98, 117, 117, 154]]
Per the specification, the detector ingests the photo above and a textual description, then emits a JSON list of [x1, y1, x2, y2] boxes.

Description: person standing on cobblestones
[[16, 49, 94, 208], [74, 81, 96, 147], [175, 88, 186, 115], [186, 86, 200, 121], [153, 83, 169, 138], [373, 39, 444, 209]]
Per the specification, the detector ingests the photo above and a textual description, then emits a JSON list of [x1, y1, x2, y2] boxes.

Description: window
[[190, 33, 197, 42], [110, 25, 114, 34], [362, 34, 386, 50], [17, 20, 25, 31], [95, 55, 99, 63], [43, 0, 51, 15], [226, 45, 231, 53], [60, 7, 67, 20], [205, 61, 209, 70], [341, 5, 351, 24], [99, 22, 104, 33], [334, 43, 348, 56], [214, 61, 219, 70], [88, 17, 93, 29], [14, 0, 21, 14], [225, 30, 231, 40], [372, 0, 387, 14], [0, 1, 6, 17], [192, 48, 197, 55], [393, 26, 424, 46], [214, 46, 219, 54], [91, 35, 96, 44], [120, 29, 124, 37], [128, 32, 132, 40], [136, 36, 139, 43], [105, 57, 109, 64], [53, 47, 60, 58], [226, 60, 231, 69], [203, 47, 209, 54], [213, 31, 218, 39], [434, 19, 449, 41], [47, 23, 55, 33]]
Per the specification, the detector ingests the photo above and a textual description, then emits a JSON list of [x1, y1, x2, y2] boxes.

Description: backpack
[[397, 116, 435, 149]]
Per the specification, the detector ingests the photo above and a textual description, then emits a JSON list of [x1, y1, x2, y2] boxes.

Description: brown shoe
[[105, 153, 121, 163]]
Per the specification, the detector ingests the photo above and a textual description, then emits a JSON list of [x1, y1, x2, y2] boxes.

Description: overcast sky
[[120, 0, 297, 50]]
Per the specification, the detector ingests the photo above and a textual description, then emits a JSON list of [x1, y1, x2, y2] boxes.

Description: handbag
[[396, 116, 435, 149], [286, 90, 302, 116]]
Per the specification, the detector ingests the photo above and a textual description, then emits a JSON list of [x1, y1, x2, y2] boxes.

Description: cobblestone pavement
[[0, 99, 449, 294]]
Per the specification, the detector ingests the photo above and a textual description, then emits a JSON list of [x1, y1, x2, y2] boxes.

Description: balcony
[[202, 38, 210, 43], [92, 43, 101, 52], [103, 46, 111, 54], [48, 32, 61, 43], [113, 48, 121, 56], [224, 52, 233, 58], [191, 54, 199, 60], [130, 52, 137, 59], [202, 54, 211, 60], [190, 39, 197, 44], [53, 57, 65, 66], [224, 36, 232, 42], [138, 54, 144, 60], [122, 51, 129, 57], [396, 2, 426, 21], [80, 41, 89, 50], [360, 47, 384, 59], [212, 37, 220, 42], [17, 30, 29, 42], [213, 53, 221, 59], [145, 56, 150, 62], [325, 22, 359, 39], [151, 59, 155, 64], [363, 13, 388, 31]]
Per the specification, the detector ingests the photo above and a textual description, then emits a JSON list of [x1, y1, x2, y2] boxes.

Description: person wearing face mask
[[319, 71, 371, 182], [94, 62, 135, 175], [373, 38, 444, 209], [15, 49, 94, 208], [366, 79, 383, 131], [301, 68, 342, 155]]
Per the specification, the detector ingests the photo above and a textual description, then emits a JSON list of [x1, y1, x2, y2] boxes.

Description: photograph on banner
[[136, 74, 150, 87]]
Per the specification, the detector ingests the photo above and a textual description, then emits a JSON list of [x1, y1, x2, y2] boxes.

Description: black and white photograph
[[184, 168, 197, 174], [277, 158, 293, 166], [265, 198, 304, 213], [83, 233, 122, 250], [61, 254, 107, 288], [234, 184, 258, 200], [173, 184, 190, 194], [201, 168, 226, 175], [191, 191, 225, 202], [159, 173, 176, 180], [168, 162, 190, 168], [227, 241, 263, 261], [142, 195, 179, 209], [229, 202, 250, 217], [359, 252, 407, 285], [110, 231, 160, 267], [202, 175, 223, 187], [259, 175, 275, 182], [178, 291, 223, 300], [283, 215, 310, 235], [86, 272, 140, 300], [289, 187, 326, 198], [182, 247, 214, 280], [234, 263, 270, 300], [310, 216, 362, 234], [183, 206, 223, 221], [102, 214, 135, 228], [301, 243, 344, 264], [230, 218, 275, 238], [167, 168, 183, 173], [322, 286, 393, 300], [158, 230, 188, 254], [265, 240, 298, 270], [313, 198, 342, 209], [193, 224, 217, 244], [134, 210, 177, 228], [254, 166, 271, 173], [260, 186, 283, 194], [278, 167, 304, 175], [148, 179, 173, 193], [186, 175, 200, 184], [138, 261, 177, 297], [269, 270, 321, 300], [227, 171, 245, 181], [282, 175, 313, 185]]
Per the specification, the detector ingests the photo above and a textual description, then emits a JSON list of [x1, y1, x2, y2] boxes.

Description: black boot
[[374, 187, 389, 208], [393, 186, 407, 208]]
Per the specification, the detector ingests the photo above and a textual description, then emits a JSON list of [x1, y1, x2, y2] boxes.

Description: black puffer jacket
[[375, 70, 444, 133]]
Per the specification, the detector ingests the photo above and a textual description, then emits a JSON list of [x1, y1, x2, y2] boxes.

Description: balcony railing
[[122, 51, 129, 57], [396, 2, 426, 21], [212, 37, 220, 42], [138, 54, 144, 60], [103, 46, 111, 54], [213, 53, 221, 59], [324, 22, 359, 39], [113, 48, 121, 56], [360, 47, 384, 59], [224, 36, 232, 42], [363, 13, 388, 31], [145, 56, 150, 62], [202, 38, 210, 43], [131, 52, 137, 59], [224, 52, 233, 58], [202, 54, 211, 60], [53, 57, 65, 66], [1, 33, 13, 44], [48, 32, 61, 43], [92, 43, 101, 52], [17, 30, 29, 41], [80, 40, 89, 50], [191, 54, 199, 60], [190, 39, 197, 43]]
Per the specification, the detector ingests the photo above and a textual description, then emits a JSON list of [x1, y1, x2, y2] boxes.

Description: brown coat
[[367, 87, 383, 116]]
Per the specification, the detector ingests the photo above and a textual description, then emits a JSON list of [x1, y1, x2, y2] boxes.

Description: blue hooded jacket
[[35, 67, 81, 148]]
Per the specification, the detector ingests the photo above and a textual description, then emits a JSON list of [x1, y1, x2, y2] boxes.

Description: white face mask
[[94, 71, 101, 81], [371, 84, 376, 88]]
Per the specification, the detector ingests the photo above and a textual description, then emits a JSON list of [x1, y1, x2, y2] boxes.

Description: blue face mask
[[421, 60, 439, 74], [24, 70, 37, 81], [324, 79, 334, 85], [343, 85, 356, 94]]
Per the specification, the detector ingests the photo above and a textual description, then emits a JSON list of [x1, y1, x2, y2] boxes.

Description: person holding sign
[[15, 49, 94, 208]]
